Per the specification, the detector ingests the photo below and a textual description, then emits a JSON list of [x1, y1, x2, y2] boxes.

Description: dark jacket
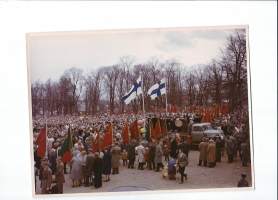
[[102, 151, 112, 175]]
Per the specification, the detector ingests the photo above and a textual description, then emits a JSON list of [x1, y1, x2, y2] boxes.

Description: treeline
[[31, 30, 248, 117]]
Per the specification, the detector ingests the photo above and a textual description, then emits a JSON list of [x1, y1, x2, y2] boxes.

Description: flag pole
[[141, 73, 146, 135], [45, 118, 48, 158], [165, 78, 168, 114]]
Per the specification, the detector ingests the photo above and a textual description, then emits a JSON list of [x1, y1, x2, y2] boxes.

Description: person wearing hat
[[136, 142, 145, 170], [111, 143, 121, 174], [198, 137, 208, 166], [85, 148, 94, 186], [207, 139, 216, 167], [237, 173, 249, 187]]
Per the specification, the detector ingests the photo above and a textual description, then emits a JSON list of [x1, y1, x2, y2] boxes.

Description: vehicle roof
[[192, 123, 211, 127]]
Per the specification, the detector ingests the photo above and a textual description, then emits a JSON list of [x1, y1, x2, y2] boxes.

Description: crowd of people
[[33, 109, 251, 194]]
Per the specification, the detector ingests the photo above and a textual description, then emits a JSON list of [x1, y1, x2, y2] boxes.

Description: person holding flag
[[58, 126, 73, 174]]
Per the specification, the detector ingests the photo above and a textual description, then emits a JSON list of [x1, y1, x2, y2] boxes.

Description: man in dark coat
[[48, 148, 57, 174], [170, 137, 178, 159], [225, 136, 234, 163], [102, 148, 112, 181], [85, 149, 94, 186], [93, 152, 103, 188], [127, 142, 136, 169], [178, 138, 190, 157], [215, 136, 222, 162], [148, 140, 156, 170], [240, 140, 249, 167]]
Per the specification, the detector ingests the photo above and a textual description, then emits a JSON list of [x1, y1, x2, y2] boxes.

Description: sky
[[28, 27, 241, 82]]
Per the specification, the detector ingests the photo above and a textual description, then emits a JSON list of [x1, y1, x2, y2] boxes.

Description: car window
[[203, 125, 213, 130], [193, 126, 203, 131]]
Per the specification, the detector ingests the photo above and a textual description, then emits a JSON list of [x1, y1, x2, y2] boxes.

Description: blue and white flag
[[147, 79, 166, 100], [122, 76, 142, 104]]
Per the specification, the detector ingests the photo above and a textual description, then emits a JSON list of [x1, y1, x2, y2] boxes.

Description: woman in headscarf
[[70, 148, 82, 187]]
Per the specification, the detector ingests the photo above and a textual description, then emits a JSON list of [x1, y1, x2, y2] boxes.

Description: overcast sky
[[28, 27, 240, 82]]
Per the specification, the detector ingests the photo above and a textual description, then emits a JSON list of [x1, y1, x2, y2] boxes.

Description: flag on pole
[[102, 123, 113, 149], [122, 122, 129, 145], [36, 127, 46, 158], [147, 79, 166, 100], [58, 126, 73, 163], [122, 76, 142, 104]]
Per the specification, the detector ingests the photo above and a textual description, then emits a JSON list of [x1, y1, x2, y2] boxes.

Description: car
[[191, 122, 224, 145]]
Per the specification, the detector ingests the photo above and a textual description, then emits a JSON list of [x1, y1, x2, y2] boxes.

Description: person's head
[[241, 173, 247, 179], [95, 152, 100, 158]]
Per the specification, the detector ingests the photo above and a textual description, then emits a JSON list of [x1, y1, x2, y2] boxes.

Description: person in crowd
[[230, 134, 238, 159], [240, 140, 249, 167], [55, 157, 65, 194], [102, 147, 112, 182], [207, 139, 216, 167], [122, 149, 128, 167], [144, 147, 150, 169], [177, 149, 188, 184], [225, 135, 235, 163], [127, 141, 136, 169], [163, 141, 170, 162], [40, 159, 52, 194], [198, 137, 208, 166], [215, 136, 222, 162], [155, 141, 163, 172], [80, 150, 87, 185], [237, 173, 249, 187], [170, 135, 178, 159], [48, 148, 57, 175], [84, 148, 94, 186], [93, 152, 103, 188], [178, 137, 190, 158], [186, 133, 193, 149], [148, 139, 156, 170], [167, 157, 176, 180], [136, 142, 145, 170], [111, 143, 121, 174], [70, 151, 82, 187]]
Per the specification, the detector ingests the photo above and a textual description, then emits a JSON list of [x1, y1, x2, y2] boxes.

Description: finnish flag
[[147, 79, 166, 100], [122, 76, 142, 104]]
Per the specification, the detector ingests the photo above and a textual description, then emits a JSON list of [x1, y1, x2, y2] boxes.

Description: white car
[[191, 123, 224, 144]]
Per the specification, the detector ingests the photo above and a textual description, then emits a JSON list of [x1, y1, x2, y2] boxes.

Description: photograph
[[27, 26, 253, 196]]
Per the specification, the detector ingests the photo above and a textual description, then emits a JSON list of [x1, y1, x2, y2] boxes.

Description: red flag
[[36, 127, 46, 158], [129, 120, 139, 139], [103, 123, 113, 149], [122, 123, 129, 145], [151, 119, 162, 140]]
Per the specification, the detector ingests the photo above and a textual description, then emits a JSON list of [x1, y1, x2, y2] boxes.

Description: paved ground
[[36, 150, 252, 194]]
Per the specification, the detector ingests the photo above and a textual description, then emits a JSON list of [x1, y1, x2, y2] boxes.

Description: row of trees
[[31, 30, 248, 117]]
